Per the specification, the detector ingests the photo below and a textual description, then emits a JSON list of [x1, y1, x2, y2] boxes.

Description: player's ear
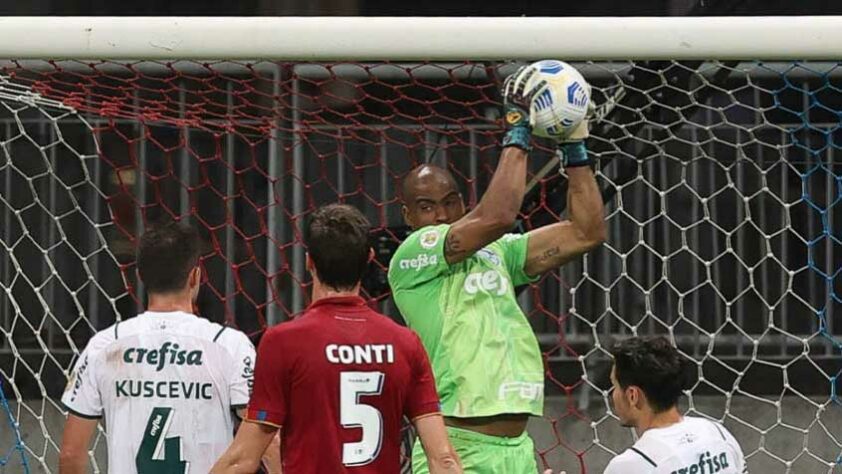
[[305, 252, 314, 273], [401, 204, 412, 227], [189, 266, 201, 288], [627, 386, 640, 407]]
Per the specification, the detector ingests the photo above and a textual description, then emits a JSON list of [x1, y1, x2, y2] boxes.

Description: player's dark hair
[[137, 222, 202, 294], [306, 204, 371, 291], [611, 336, 692, 413]]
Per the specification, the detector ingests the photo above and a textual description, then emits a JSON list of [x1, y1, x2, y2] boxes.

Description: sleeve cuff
[[63, 403, 102, 420], [246, 407, 284, 427], [245, 418, 283, 429], [410, 411, 442, 423], [407, 401, 442, 421]]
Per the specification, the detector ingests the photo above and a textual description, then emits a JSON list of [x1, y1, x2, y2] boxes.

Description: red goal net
[[2, 59, 841, 473]]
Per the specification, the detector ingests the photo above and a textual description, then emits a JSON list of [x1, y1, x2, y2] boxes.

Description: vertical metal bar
[[646, 126, 657, 337], [291, 75, 305, 314], [1, 122, 11, 342], [225, 82, 237, 323], [754, 87, 770, 344], [734, 129, 746, 358], [135, 90, 147, 307], [424, 130, 436, 164], [659, 140, 670, 336], [87, 125, 102, 329], [438, 132, 448, 169], [602, 215, 613, 338], [468, 129, 478, 206], [265, 64, 282, 326], [689, 127, 701, 339], [179, 84, 190, 218], [46, 120, 58, 349], [826, 143, 835, 356], [706, 104, 721, 358], [379, 136, 393, 316], [802, 81, 817, 345], [780, 127, 789, 357], [337, 129, 346, 197], [38, 119, 52, 347], [380, 137, 389, 225]]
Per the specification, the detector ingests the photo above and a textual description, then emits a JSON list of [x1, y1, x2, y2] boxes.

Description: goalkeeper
[[388, 64, 606, 473]]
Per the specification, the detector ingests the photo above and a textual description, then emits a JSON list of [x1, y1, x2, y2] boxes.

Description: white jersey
[[61, 311, 255, 474], [605, 417, 747, 474]]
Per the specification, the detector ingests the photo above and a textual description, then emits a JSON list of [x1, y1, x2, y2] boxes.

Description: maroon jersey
[[246, 296, 441, 473]]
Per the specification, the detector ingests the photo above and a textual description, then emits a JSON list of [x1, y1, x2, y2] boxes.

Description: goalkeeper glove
[[555, 85, 594, 169], [501, 65, 548, 152]]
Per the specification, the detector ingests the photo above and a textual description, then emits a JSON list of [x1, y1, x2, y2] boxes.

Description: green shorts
[[412, 426, 538, 474]]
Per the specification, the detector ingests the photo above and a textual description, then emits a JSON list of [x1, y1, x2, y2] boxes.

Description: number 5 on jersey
[[136, 407, 189, 474], [340, 371, 385, 466]]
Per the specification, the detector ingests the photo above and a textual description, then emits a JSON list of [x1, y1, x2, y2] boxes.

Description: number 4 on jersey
[[136, 407, 189, 474]]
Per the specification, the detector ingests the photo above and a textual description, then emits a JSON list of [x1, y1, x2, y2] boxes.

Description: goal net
[[1, 16, 841, 474]]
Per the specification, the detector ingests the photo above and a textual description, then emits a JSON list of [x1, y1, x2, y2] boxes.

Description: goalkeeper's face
[[401, 179, 465, 229], [401, 165, 465, 229]]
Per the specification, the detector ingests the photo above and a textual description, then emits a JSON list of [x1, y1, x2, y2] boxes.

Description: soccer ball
[[523, 60, 591, 139]]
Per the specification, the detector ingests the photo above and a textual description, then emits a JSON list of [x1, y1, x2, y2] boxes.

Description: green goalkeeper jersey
[[388, 224, 543, 418]]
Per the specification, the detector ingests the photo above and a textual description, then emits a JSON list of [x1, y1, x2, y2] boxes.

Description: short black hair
[[306, 204, 371, 291], [611, 336, 692, 413], [137, 222, 201, 294]]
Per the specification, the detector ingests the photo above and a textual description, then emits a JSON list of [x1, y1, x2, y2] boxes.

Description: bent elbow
[[579, 225, 607, 253]]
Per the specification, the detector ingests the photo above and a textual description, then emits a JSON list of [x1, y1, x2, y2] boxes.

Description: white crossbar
[[0, 16, 840, 60]]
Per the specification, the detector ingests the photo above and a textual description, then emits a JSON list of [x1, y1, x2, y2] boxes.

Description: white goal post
[[0, 16, 841, 474], [0, 16, 840, 60]]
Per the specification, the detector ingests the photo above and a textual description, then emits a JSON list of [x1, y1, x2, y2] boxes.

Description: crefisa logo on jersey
[[123, 342, 203, 372], [670, 451, 730, 474], [399, 253, 438, 271]]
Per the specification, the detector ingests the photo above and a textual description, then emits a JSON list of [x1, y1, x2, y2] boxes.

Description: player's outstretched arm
[[443, 66, 548, 264], [210, 421, 278, 474], [58, 414, 98, 474], [523, 119, 606, 277], [413, 414, 463, 474]]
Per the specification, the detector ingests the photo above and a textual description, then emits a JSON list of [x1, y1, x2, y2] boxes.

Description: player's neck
[[146, 292, 194, 314], [635, 406, 683, 436], [310, 280, 361, 304]]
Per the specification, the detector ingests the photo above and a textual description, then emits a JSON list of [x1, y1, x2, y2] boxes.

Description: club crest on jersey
[[123, 342, 203, 372], [419, 229, 440, 249]]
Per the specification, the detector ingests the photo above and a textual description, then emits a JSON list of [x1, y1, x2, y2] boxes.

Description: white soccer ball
[[523, 60, 591, 139]]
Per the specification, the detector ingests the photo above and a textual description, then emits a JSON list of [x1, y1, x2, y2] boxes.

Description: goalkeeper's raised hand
[[501, 64, 548, 152], [554, 83, 594, 169]]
